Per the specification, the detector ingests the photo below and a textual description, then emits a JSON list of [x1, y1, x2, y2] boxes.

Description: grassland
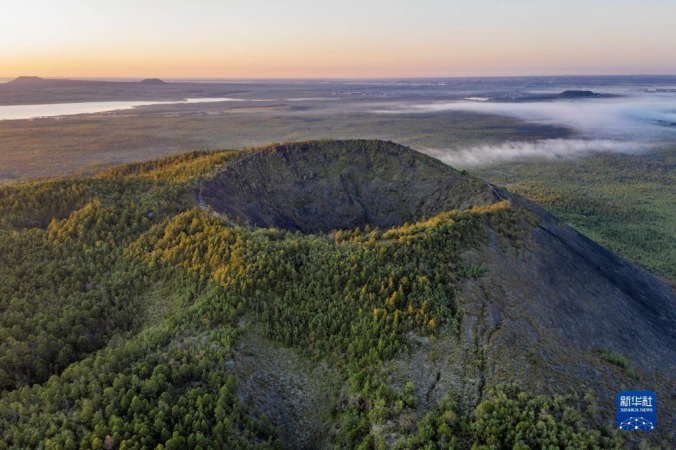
[[0, 107, 568, 183], [0, 78, 248, 105]]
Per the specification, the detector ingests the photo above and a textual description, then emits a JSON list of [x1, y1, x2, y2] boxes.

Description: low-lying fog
[[372, 92, 676, 167]]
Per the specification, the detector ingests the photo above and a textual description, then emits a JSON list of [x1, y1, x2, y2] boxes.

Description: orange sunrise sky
[[1, 0, 675, 79]]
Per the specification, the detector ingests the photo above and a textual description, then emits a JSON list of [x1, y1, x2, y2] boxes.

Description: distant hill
[[139, 78, 166, 85], [4, 76, 85, 88], [558, 89, 600, 98], [4, 76, 168, 89], [493, 89, 618, 102], [0, 140, 673, 449], [6, 75, 48, 86]]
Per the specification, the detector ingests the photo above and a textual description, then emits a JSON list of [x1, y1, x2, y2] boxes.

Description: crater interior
[[199, 140, 496, 233]]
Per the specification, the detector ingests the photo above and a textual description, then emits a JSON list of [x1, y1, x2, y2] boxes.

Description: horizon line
[[3, 73, 676, 82]]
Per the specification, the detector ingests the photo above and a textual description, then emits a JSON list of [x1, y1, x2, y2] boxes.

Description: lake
[[0, 98, 250, 120]]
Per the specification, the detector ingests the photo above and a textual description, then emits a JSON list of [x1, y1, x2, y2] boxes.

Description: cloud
[[424, 139, 644, 168]]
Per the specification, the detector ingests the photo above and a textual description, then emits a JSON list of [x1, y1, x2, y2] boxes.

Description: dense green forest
[[0, 143, 639, 448]]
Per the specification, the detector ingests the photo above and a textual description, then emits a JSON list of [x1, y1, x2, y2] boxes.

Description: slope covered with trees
[[0, 141, 672, 449]]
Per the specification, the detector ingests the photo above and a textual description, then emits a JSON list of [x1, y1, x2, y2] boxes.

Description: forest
[[0, 143, 644, 449]]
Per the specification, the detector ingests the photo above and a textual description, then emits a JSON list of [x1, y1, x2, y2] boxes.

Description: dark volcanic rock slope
[[457, 192, 676, 402], [200, 140, 498, 232]]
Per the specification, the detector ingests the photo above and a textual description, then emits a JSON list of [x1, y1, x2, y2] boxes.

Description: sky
[[1, 0, 675, 79]]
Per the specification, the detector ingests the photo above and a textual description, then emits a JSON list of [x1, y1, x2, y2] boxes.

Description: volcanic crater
[[199, 140, 498, 233]]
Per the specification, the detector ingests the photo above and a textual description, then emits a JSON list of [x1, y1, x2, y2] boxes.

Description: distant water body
[[0, 98, 251, 120]]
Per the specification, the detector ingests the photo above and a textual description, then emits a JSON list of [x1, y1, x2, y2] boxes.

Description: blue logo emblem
[[616, 390, 656, 430]]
